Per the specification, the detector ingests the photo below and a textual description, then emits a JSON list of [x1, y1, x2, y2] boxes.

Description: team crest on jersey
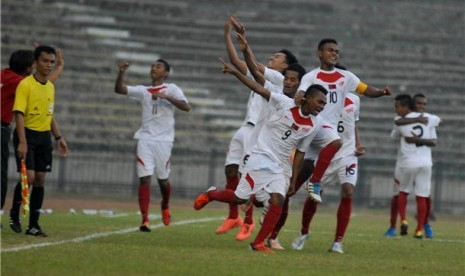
[[329, 84, 336, 89], [338, 80, 345, 87], [292, 123, 299, 130]]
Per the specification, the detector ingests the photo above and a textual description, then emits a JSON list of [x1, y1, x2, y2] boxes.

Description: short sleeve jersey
[[298, 67, 360, 127], [395, 112, 440, 168], [1, 68, 25, 124], [251, 93, 321, 176], [334, 93, 360, 159], [127, 83, 188, 142], [243, 67, 284, 126], [12, 75, 55, 131]]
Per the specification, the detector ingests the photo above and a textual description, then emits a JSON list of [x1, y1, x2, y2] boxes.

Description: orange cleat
[[236, 222, 255, 241], [162, 209, 171, 226], [215, 216, 243, 234], [249, 242, 275, 253], [193, 186, 217, 210]]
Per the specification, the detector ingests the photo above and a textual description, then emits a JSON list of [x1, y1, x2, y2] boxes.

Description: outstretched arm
[[224, 15, 247, 74], [236, 33, 265, 85], [220, 58, 270, 100], [154, 93, 191, 112], [114, 62, 129, 95], [358, 83, 391, 98]]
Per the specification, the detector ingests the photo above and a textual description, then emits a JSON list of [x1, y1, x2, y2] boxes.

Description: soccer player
[[288, 93, 365, 253], [194, 58, 327, 253], [12, 45, 68, 236], [295, 38, 391, 203], [215, 15, 297, 240], [386, 94, 440, 238], [114, 59, 190, 232]]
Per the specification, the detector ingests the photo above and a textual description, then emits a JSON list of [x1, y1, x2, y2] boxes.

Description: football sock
[[29, 186, 44, 228], [10, 181, 22, 219], [138, 184, 150, 224], [226, 174, 240, 219], [416, 196, 427, 232], [269, 197, 289, 240], [209, 189, 235, 204], [252, 202, 282, 246], [425, 197, 432, 225], [335, 197, 352, 242], [309, 142, 340, 183], [390, 195, 399, 228], [398, 192, 408, 221], [160, 182, 171, 210], [301, 197, 318, 235]]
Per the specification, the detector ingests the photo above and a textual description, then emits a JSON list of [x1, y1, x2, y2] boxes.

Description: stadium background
[[1, 0, 464, 214]]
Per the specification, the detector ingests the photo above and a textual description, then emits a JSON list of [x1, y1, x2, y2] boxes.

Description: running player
[[194, 58, 327, 254], [114, 59, 190, 231]]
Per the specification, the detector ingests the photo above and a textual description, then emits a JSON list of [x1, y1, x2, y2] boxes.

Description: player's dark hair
[[318, 38, 338, 50], [156, 59, 171, 72], [305, 84, 328, 98], [34, 45, 56, 60], [395, 94, 414, 110], [9, 50, 34, 75], [285, 63, 306, 81], [278, 49, 298, 65]]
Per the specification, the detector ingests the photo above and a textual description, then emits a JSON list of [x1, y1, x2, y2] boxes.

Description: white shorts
[[225, 124, 255, 169], [320, 155, 358, 187], [136, 139, 172, 179], [235, 169, 290, 201], [398, 166, 432, 197], [304, 123, 340, 160]]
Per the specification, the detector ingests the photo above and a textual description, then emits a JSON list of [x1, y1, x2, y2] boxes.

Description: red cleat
[[162, 209, 171, 226], [215, 216, 243, 234], [193, 186, 217, 210]]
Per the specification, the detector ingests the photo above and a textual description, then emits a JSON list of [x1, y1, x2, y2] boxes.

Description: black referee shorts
[[13, 128, 53, 172]]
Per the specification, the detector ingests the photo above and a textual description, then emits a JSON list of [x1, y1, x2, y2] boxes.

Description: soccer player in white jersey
[[296, 38, 391, 203], [289, 93, 365, 253], [215, 15, 298, 240], [114, 59, 191, 232], [391, 94, 440, 239], [385, 93, 439, 238], [194, 59, 327, 253]]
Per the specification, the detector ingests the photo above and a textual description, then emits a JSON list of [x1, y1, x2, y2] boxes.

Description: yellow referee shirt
[[13, 75, 55, 131]]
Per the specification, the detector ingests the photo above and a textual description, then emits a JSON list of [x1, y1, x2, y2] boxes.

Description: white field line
[[2, 216, 223, 253]]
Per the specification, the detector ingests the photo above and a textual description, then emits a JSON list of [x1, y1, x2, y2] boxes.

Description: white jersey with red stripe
[[334, 93, 360, 160], [127, 83, 188, 142], [393, 112, 440, 168], [298, 67, 360, 127], [243, 67, 284, 126], [247, 93, 322, 177]]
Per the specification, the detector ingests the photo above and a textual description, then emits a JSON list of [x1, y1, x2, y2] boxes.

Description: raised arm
[[220, 58, 270, 100], [224, 16, 247, 74], [114, 62, 129, 95], [236, 33, 265, 85], [48, 48, 64, 83]]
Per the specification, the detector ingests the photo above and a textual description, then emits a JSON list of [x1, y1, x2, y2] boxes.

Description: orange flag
[[20, 160, 30, 217]]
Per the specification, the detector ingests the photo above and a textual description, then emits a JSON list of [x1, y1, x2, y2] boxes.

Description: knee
[[139, 176, 151, 185], [341, 183, 354, 198]]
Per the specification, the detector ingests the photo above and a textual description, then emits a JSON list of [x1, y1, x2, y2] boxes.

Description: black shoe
[[139, 223, 151, 232], [9, 217, 22, 233], [400, 223, 408, 236], [25, 226, 47, 237]]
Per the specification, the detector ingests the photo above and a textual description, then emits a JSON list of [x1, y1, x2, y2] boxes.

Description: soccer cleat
[[267, 238, 285, 250], [259, 200, 270, 225], [307, 181, 322, 203], [329, 242, 344, 254], [9, 217, 22, 233], [25, 226, 47, 237], [424, 224, 433, 239], [249, 242, 275, 253], [162, 209, 171, 226], [400, 221, 408, 236], [139, 222, 151, 232], [215, 216, 243, 234], [414, 230, 423, 239], [384, 228, 396, 237], [291, 232, 309, 250], [193, 186, 217, 210], [236, 222, 255, 241]]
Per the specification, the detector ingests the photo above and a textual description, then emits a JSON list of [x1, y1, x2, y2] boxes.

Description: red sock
[[390, 195, 399, 228], [138, 184, 150, 224], [425, 197, 432, 225], [226, 175, 240, 219], [416, 196, 427, 232], [398, 192, 408, 221], [209, 189, 235, 204], [301, 198, 318, 235], [335, 197, 352, 242], [269, 197, 289, 239], [160, 182, 171, 210], [309, 143, 340, 183], [252, 202, 282, 246]]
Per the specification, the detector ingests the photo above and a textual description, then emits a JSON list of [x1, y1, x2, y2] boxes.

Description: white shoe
[[259, 200, 270, 225], [291, 232, 309, 250], [267, 238, 285, 250], [307, 182, 322, 203], [329, 242, 343, 254]]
